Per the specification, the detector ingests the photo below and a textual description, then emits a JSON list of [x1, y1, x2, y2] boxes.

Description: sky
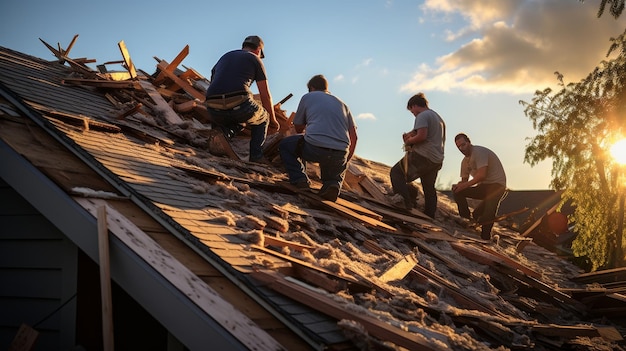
[[1, 0, 625, 190]]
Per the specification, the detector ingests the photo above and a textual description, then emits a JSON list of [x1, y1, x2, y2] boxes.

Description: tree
[[520, 28, 626, 270], [595, 0, 625, 18]]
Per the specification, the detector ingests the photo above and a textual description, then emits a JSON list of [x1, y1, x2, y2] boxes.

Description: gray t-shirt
[[411, 109, 446, 164], [460, 145, 507, 186], [293, 91, 355, 151]]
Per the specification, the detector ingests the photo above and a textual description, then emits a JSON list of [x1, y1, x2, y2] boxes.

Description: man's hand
[[452, 182, 462, 193], [402, 130, 417, 144], [452, 181, 470, 193], [268, 119, 281, 134]]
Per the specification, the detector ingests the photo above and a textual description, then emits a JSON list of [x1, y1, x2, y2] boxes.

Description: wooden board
[[138, 80, 184, 124], [8, 324, 39, 351], [156, 61, 206, 101], [359, 175, 389, 203], [263, 234, 317, 252], [378, 255, 417, 282], [117, 40, 137, 79], [280, 182, 395, 231], [62, 78, 142, 90], [153, 45, 190, 86]]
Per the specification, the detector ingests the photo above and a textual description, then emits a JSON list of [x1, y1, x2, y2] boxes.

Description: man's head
[[242, 35, 264, 58], [407, 93, 428, 116], [307, 74, 328, 92], [455, 133, 472, 157]]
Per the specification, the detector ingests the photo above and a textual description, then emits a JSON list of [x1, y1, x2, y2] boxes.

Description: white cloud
[[406, 0, 626, 95], [357, 112, 376, 120], [356, 58, 373, 69], [333, 74, 345, 82], [422, 0, 516, 29]]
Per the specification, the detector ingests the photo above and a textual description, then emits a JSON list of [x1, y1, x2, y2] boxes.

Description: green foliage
[[519, 29, 626, 270]]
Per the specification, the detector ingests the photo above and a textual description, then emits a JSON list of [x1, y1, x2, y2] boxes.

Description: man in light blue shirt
[[279, 75, 358, 201]]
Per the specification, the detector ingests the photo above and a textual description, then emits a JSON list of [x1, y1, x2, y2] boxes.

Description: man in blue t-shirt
[[279, 75, 358, 201], [205, 35, 280, 162]]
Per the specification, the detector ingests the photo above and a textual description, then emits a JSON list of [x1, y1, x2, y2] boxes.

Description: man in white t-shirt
[[452, 133, 507, 240]]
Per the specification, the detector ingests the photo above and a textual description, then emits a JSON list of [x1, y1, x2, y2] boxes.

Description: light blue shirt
[[294, 91, 355, 151]]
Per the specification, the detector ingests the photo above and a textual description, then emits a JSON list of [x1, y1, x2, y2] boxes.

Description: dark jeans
[[279, 135, 347, 192], [207, 98, 268, 161], [453, 183, 506, 239], [390, 152, 441, 218]]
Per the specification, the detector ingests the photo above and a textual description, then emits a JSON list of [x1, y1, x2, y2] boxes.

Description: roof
[[0, 39, 625, 350]]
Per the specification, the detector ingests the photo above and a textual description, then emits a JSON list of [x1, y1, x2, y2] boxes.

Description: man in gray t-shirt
[[279, 75, 358, 202], [390, 93, 446, 218], [452, 133, 507, 240]]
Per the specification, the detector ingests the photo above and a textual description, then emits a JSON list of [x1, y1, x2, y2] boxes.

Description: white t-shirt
[[460, 145, 507, 186]]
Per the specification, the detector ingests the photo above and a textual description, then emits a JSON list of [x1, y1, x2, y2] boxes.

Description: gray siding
[[0, 178, 77, 350]]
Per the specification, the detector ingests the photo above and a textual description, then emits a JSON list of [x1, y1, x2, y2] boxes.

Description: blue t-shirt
[[205, 50, 267, 96], [293, 91, 355, 152]]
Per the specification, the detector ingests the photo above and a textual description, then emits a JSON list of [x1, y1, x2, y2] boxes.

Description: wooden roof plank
[[410, 238, 480, 280], [117, 40, 137, 79], [138, 80, 183, 124], [283, 184, 395, 231], [251, 244, 365, 286], [155, 60, 206, 101], [378, 254, 417, 283], [153, 45, 190, 85], [62, 78, 142, 90]]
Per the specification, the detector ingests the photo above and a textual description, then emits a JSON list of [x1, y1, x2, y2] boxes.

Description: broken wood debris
[[251, 269, 446, 351]]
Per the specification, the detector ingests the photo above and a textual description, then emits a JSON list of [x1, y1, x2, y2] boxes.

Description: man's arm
[[347, 125, 358, 161], [403, 127, 427, 145], [293, 124, 306, 133], [453, 166, 487, 193], [256, 80, 279, 131]]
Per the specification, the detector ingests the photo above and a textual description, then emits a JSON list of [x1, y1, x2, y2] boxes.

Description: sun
[[610, 139, 626, 165]]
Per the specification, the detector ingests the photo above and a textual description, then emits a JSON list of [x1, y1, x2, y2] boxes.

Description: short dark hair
[[407, 92, 428, 109], [242, 35, 264, 58], [307, 74, 328, 92], [455, 133, 470, 143]]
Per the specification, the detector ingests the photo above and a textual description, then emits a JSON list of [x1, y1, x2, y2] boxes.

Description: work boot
[[250, 156, 271, 164], [294, 181, 311, 192], [318, 185, 340, 201]]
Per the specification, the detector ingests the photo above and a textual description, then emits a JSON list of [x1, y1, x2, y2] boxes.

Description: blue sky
[[1, 0, 625, 190]]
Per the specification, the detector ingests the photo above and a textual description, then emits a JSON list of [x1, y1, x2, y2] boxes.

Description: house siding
[[0, 177, 78, 350]]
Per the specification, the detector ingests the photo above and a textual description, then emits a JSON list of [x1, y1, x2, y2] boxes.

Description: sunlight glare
[[611, 139, 626, 165]]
